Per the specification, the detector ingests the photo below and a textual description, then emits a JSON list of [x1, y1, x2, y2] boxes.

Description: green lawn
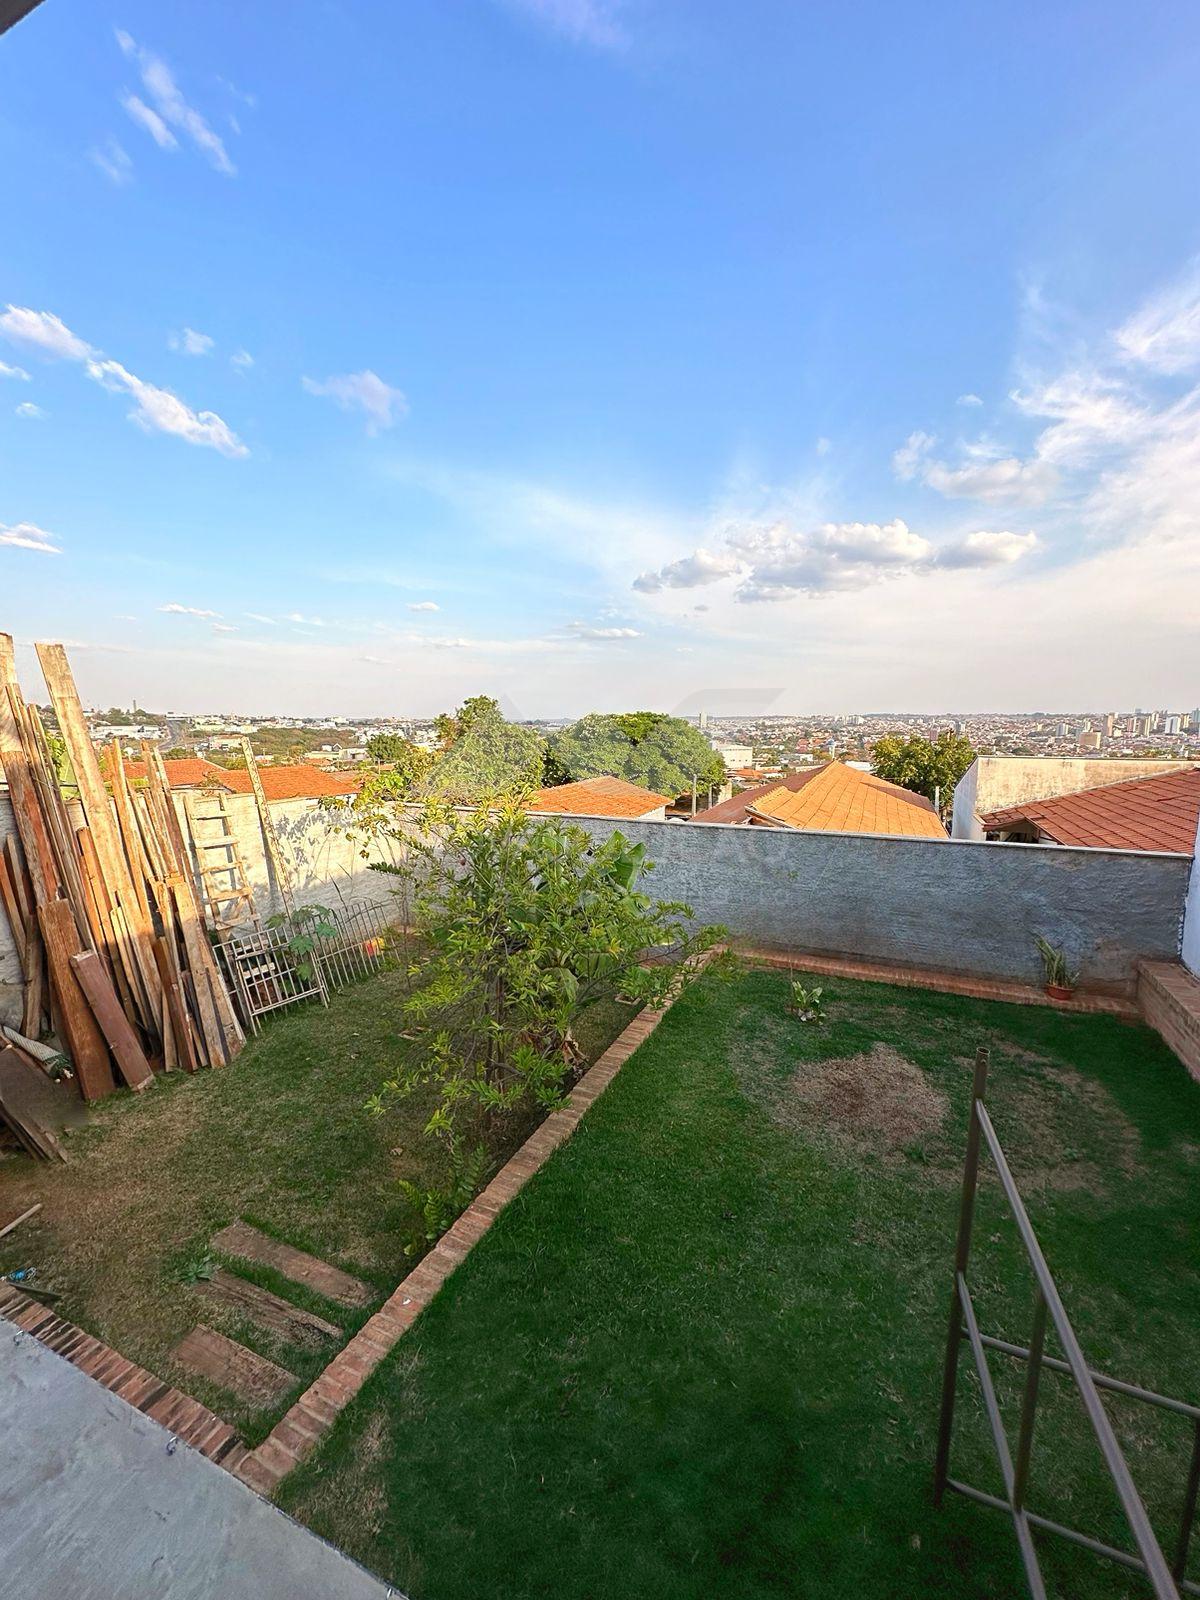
[[278, 958, 1200, 1599], [0, 968, 636, 1440]]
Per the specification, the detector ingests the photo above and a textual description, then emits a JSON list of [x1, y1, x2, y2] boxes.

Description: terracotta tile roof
[[219, 765, 362, 801], [699, 767, 826, 824], [981, 766, 1200, 854], [104, 756, 235, 790], [743, 762, 948, 839], [526, 776, 672, 819]]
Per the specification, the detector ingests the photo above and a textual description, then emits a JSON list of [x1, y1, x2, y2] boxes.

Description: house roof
[[107, 755, 360, 801], [699, 767, 825, 824], [728, 762, 948, 839], [219, 765, 362, 802], [106, 756, 234, 790], [526, 775, 672, 819], [981, 766, 1200, 854]]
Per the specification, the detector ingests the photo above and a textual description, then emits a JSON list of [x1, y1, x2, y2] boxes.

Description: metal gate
[[934, 1047, 1200, 1599]]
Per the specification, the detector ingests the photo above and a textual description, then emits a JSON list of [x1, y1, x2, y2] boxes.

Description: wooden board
[[197, 1267, 341, 1348], [68, 952, 154, 1091], [211, 1221, 373, 1309], [172, 1324, 296, 1408], [36, 900, 115, 1102], [0, 1046, 67, 1161]]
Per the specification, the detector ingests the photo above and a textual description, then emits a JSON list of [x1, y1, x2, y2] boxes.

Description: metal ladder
[[183, 789, 260, 934]]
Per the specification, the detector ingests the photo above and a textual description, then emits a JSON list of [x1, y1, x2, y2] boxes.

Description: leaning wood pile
[[0, 634, 243, 1110]]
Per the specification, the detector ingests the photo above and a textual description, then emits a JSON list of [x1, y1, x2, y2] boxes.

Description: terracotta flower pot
[[1044, 982, 1074, 1002]]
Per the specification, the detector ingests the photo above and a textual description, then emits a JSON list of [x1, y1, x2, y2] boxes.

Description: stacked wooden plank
[[0, 635, 243, 1107]]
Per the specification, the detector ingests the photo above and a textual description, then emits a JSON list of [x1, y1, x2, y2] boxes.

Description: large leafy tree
[[870, 731, 976, 807], [424, 696, 545, 803], [364, 733, 434, 794], [547, 712, 724, 797]]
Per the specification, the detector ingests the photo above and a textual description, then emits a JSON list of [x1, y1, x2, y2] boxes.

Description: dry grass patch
[[775, 1042, 948, 1161]]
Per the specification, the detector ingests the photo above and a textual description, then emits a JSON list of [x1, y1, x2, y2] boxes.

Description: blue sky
[[3, 0, 1199, 716]]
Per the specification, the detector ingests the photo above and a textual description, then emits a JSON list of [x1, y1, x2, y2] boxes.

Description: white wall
[[1183, 813, 1200, 978], [951, 756, 1193, 840]]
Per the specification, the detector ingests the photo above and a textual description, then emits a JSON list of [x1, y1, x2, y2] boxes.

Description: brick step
[[1138, 960, 1200, 1081], [211, 1221, 374, 1309]]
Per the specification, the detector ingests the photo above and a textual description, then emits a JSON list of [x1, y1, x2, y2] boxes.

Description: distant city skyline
[[3, 2, 1199, 714]]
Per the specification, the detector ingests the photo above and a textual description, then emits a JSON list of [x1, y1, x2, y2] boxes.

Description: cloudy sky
[[3, 1, 1199, 716]]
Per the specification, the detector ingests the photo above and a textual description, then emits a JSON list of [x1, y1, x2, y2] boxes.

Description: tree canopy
[[546, 712, 724, 798], [423, 697, 545, 803], [870, 731, 976, 807]]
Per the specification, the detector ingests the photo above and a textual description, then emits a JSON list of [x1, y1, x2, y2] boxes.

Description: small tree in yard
[[870, 730, 975, 810], [369, 800, 719, 1242]]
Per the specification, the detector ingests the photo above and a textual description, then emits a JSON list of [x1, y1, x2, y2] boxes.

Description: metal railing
[[934, 1047, 1199, 1599], [216, 901, 395, 1033]]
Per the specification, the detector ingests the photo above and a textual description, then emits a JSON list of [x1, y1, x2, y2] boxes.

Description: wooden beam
[[68, 951, 154, 1091], [34, 643, 162, 1034], [239, 736, 295, 916], [36, 899, 115, 1101]]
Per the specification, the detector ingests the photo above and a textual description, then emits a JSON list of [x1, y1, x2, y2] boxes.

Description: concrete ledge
[[744, 947, 1141, 1018], [235, 952, 718, 1498], [1138, 961, 1200, 1080], [0, 1282, 247, 1469]]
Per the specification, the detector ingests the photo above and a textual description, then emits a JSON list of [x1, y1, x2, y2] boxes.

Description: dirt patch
[[1003, 1065, 1144, 1194], [776, 1043, 947, 1162]]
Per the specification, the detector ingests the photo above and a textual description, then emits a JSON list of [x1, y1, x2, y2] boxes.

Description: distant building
[[709, 740, 753, 768], [1165, 715, 1182, 736], [1078, 730, 1102, 750]]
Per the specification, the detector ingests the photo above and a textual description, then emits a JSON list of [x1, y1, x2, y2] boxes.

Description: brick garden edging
[[0, 1281, 247, 1469], [234, 972, 701, 1497], [744, 947, 1140, 1019]]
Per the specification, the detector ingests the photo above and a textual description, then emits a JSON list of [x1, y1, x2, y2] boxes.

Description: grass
[[0, 968, 636, 1440], [278, 958, 1200, 1600]]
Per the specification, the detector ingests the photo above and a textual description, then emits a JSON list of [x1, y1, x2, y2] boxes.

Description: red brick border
[[742, 947, 1140, 1019], [1138, 960, 1200, 1079], [233, 970, 707, 1497], [0, 1282, 247, 1468]]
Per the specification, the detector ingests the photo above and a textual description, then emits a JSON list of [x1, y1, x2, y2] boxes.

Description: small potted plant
[[788, 979, 825, 1022], [1034, 935, 1078, 1002]]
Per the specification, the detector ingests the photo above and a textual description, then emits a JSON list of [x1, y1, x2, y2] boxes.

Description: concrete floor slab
[[0, 1326, 399, 1600]]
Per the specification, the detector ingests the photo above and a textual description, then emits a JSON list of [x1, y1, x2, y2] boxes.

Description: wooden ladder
[[183, 790, 259, 935]]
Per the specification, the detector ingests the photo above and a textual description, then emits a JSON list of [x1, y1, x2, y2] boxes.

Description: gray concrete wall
[[951, 755, 1193, 840], [574, 815, 1188, 991]]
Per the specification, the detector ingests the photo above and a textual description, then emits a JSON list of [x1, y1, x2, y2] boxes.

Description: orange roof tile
[[219, 765, 362, 801], [745, 763, 948, 839], [526, 776, 672, 819], [982, 766, 1200, 853], [104, 755, 235, 790], [700, 767, 826, 824]]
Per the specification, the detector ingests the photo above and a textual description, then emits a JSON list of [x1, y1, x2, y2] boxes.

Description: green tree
[[870, 731, 976, 808], [365, 732, 434, 792], [547, 712, 724, 797], [425, 697, 544, 803], [368, 801, 719, 1237]]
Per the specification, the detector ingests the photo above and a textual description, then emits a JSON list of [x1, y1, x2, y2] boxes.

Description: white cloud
[[0, 521, 61, 554], [211, 622, 237, 633], [957, 393, 983, 407], [169, 327, 214, 356], [407, 600, 440, 612], [567, 621, 641, 639], [0, 361, 30, 381], [116, 31, 235, 175], [287, 612, 328, 627], [934, 529, 1038, 569], [244, 612, 277, 625], [632, 547, 743, 593], [230, 349, 254, 369], [891, 430, 934, 482], [302, 370, 407, 435], [86, 358, 248, 457], [500, 0, 626, 48], [923, 454, 1058, 505], [120, 93, 178, 151], [159, 602, 219, 618], [1115, 264, 1200, 374], [89, 137, 134, 185], [0, 305, 93, 361], [14, 402, 45, 419], [815, 436, 832, 455]]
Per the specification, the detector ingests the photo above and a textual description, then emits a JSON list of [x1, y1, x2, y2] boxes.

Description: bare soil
[[776, 1043, 948, 1162]]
